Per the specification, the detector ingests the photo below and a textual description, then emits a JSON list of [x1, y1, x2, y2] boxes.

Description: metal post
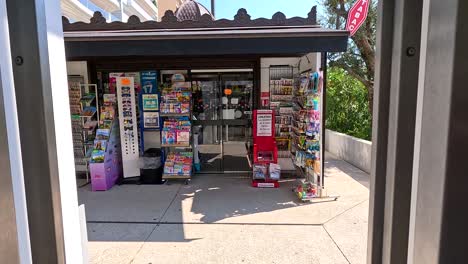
[[408, 0, 468, 263], [6, 0, 84, 262], [368, 0, 424, 263], [320, 52, 327, 189], [0, 61, 21, 264], [211, 0, 215, 18], [0, 1, 32, 262], [367, 0, 394, 262]]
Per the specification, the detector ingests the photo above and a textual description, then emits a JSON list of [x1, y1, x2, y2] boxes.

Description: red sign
[[346, 0, 370, 37]]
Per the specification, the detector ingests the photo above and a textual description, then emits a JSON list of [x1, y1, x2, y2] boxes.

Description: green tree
[[326, 67, 372, 140], [321, 0, 377, 115]]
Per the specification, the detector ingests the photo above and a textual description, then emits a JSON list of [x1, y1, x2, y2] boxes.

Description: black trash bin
[[140, 148, 164, 184]]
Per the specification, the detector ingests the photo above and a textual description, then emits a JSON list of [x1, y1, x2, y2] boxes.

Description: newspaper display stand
[[252, 109, 279, 188]]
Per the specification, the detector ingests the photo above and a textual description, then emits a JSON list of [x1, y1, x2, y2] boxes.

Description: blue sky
[[197, 0, 322, 20]]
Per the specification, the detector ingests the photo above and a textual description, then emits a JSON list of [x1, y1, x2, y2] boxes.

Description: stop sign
[[346, 0, 370, 37]]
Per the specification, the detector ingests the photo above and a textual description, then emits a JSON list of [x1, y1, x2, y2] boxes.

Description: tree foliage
[[326, 67, 372, 140], [321, 0, 377, 114]]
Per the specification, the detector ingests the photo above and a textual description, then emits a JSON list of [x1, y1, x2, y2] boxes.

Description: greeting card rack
[[68, 75, 99, 184]]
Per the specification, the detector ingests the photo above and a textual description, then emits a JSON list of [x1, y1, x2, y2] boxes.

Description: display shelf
[[68, 79, 99, 183], [291, 127, 306, 136], [289, 71, 333, 201], [83, 120, 98, 130], [162, 173, 191, 179], [269, 69, 295, 165], [160, 112, 190, 117], [160, 81, 193, 182], [80, 107, 97, 118], [161, 143, 191, 148], [80, 94, 96, 103]]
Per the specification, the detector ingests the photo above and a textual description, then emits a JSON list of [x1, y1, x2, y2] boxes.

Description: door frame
[[191, 69, 254, 174]]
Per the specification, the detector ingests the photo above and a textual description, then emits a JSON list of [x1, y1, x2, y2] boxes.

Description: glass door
[[192, 74, 223, 172], [192, 71, 254, 173], [220, 73, 253, 172]]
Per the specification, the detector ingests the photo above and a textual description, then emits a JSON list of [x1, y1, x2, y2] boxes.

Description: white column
[[0, 0, 32, 262], [45, 0, 85, 263]]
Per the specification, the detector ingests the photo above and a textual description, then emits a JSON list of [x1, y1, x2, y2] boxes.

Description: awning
[[63, 7, 348, 59]]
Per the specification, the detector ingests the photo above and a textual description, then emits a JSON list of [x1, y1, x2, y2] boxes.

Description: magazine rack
[[252, 110, 279, 187]]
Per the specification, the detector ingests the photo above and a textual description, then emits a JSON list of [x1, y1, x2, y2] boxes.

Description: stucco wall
[[325, 129, 372, 174], [66, 61, 89, 84]]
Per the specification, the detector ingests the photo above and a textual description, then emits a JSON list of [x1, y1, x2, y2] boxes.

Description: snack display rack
[[68, 75, 98, 184], [160, 80, 193, 184], [291, 71, 337, 202]]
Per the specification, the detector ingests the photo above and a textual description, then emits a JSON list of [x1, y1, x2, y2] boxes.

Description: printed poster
[[257, 112, 272, 137], [143, 112, 159, 128], [141, 71, 157, 94], [142, 94, 159, 111]]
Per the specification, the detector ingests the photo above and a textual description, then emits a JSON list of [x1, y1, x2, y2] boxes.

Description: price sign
[[257, 113, 272, 137]]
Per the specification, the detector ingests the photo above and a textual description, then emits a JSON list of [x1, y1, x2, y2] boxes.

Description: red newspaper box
[[252, 110, 279, 188]]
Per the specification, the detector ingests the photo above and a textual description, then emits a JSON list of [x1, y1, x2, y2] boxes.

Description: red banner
[[346, 0, 370, 37]]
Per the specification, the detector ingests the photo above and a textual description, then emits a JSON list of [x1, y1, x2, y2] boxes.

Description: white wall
[[260, 53, 319, 94], [66, 61, 89, 83], [260, 57, 300, 93], [298, 53, 319, 73], [325, 129, 372, 174]]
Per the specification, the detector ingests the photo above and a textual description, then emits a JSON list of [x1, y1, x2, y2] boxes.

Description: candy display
[[295, 181, 318, 200], [291, 71, 324, 201], [161, 118, 191, 146], [160, 84, 192, 114], [163, 152, 193, 176], [160, 103, 190, 114]]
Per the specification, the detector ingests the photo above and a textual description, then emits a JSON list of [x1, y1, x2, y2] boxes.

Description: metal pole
[[6, 0, 84, 262], [321, 52, 327, 190], [211, 0, 215, 18], [0, 59, 21, 264], [0, 0, 32, 262], [367, 0, 394, 261], [408, 0, 468, 263], [368, 0, 424, 263]]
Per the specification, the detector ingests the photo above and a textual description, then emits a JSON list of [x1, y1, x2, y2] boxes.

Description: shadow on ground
[[80, 153, 370, 264]]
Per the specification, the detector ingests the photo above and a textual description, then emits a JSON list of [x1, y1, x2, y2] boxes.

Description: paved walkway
[[78, 153, 369, 264]]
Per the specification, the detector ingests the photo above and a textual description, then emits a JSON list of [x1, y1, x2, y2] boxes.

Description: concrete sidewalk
[[79, 153, 369, 264]]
